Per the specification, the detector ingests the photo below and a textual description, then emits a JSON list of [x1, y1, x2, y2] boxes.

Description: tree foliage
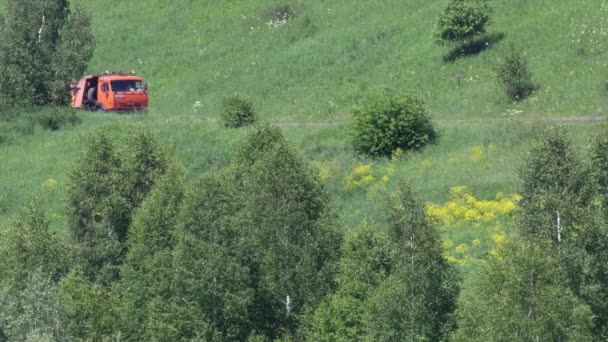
[[518, 126, 590, 245], [304, 223, 392, 341], [366, 184, 460, 341], [66, 128, 169, 286], [454, 239, 593, 341], [0, 0, 95, 105], [117, 164, 185, 340], [516, 124, 608, 340], [50, 5, 96, 105], [0, 195, 70, 341], [166, 175, 254, 341], [497, 46, 537, 102], [235, 124, 343, 339], [57, 270, 116, 340], [350, 89, 437, 158], [221, 92, 257, 128], [433, 0, 492, 46], [306, 184, 459, 341]]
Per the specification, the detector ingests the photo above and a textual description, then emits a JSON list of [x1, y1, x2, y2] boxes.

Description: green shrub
[[221, 92, 257, 128], [262, 4, 295, 22], [497, 47, 536, 101], [33, 108, 81, 131], [350, 89, 437, 158], [433, 0, 492, 46], [0, 1, 95, 106]]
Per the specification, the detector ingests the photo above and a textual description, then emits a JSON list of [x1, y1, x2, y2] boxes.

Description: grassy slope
[[1, 0, 607, 238], [81, 0, 607, 120]]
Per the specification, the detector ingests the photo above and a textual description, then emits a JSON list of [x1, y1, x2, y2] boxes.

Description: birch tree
[[365, 183, 460, 341], [66, 129, 168, 286], [166, 175, 254, 341], [518, 126, 591, 245], [235, 124, 342, 339], [0, 0, 94, 105], [117, 164, 185, 340], [453, 239, 593, 341]]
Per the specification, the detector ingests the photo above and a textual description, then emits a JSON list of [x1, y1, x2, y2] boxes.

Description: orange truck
[[71, 73, 148, 112]]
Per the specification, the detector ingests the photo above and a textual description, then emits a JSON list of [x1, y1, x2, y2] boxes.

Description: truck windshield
[[111, 80, 143, 92]]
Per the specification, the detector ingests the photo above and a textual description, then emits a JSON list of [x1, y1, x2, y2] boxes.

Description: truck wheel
[[95, 104, 106, 112]]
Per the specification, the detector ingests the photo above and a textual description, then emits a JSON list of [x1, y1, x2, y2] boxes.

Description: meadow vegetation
[[77, 0, 608, 119], [2, 0, 608, 340]]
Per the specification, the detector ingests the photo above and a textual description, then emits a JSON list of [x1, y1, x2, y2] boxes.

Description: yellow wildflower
[[345, 163, 375, 190], [470, 145, 486, 164], [42, 178, 58, 191], [442, 239, 454, 250], [492, 233, 506, 245], [391, 147, 405, 161], [455, 243, 469, 255]]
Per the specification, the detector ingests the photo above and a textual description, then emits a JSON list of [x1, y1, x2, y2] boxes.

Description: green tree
[[117, 164, 185, 340], [433, 0, 492, 46], [0, 195, 70, 340], [454, 239, 593, 341], [590, 120, 608, 202], [497, 46, 537, 101], [66, 129, 122, 285], [518, 126, 590, 245], [50, 4, 95, 105], [365, 184, 460, 341], [235, 124, 343, 339], [0, 195, 68, 284], [516, 125, 608, 340], [0, 271, 69, 341], [57, 270, 116, 340], [164, 175, 254, 341], [0, 0, 94, 105], [66, 129, 169, 285], [304, 223, 393, 341], [350, 89, 437, 158], [580, 122, 608, 339]]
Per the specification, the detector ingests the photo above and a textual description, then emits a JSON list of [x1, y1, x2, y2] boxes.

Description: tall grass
[[2, 111, 598, 233], [71, 0, 608, 121]]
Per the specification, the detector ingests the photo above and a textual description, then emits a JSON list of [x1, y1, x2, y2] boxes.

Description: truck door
[[100, 82, 114, 110]]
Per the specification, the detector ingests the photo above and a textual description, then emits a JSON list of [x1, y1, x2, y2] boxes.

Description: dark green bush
[[262, 4, 295, 22], [33, 108, 81, 131], [434, 0, 492, 46], [221, 92, 257, 128], [350, 89, 437, 158], [497, 47, 536, 101]]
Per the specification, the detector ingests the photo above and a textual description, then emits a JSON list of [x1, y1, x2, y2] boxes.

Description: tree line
[[2, 122, 608, 341]]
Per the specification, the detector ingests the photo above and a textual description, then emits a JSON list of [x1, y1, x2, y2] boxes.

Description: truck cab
[[71, 73, 148, 111]]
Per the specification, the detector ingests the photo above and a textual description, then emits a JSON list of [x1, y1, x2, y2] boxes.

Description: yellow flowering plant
[[426, 186, 520, 265]]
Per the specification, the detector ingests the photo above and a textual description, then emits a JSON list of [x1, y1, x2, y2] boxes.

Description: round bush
[[350, 90, 437, 158], [221, 92, 257, 128], [433, 0, 492, 46]]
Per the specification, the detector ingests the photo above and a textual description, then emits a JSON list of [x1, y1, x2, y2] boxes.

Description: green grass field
[[79, 0, 608, 120], [1, 112, 601, 232], [1, 0, 607, 274]]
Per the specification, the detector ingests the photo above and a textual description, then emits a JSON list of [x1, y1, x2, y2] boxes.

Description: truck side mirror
[[142, 81, 148, 92]]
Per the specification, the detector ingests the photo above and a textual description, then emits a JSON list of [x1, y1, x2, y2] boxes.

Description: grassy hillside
[[80, 0, 608, 120], [1, 1, 608, 313], [1, 0, 607, 229]]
